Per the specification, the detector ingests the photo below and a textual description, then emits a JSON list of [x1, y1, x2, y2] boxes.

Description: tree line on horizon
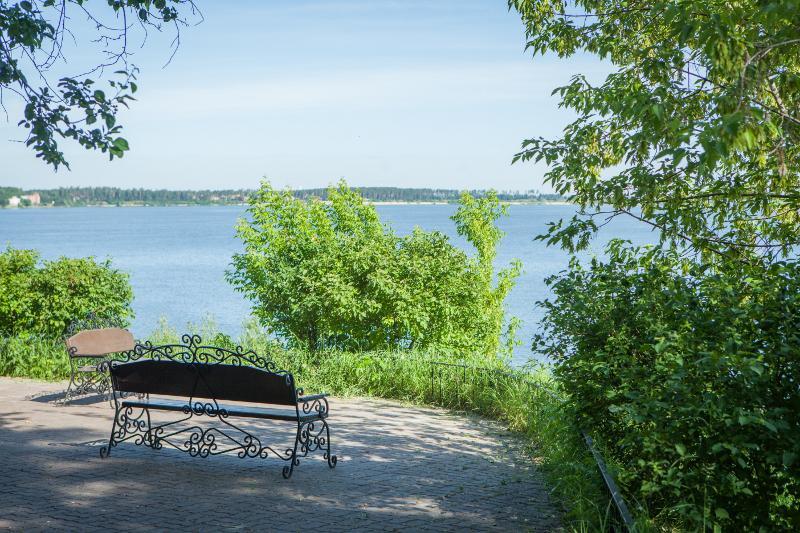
[[0, 186, 564, 207]]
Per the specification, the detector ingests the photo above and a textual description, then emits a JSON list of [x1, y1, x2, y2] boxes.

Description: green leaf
[[112, 137, 130, 151]]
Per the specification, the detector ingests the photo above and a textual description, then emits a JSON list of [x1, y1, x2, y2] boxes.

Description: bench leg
[[100, 405, 151, 458], [282, 418, 337, 478], [100, 405, 120, 458], [64, 358, 78, 404], [142, 408, 153, 447], [323, 418, 337, 469], [99, 366, 113, 407], [282, 424, 302, 479]]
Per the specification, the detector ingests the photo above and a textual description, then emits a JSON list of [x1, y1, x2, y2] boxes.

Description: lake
[[0, 204, 655, 364]]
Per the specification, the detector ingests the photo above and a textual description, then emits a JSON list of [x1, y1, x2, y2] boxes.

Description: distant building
[[7, 196, 20, 207], [23, 193, 41, 205]]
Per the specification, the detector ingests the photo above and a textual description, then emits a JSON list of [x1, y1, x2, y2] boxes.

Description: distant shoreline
[[1, 186, 567, 208], [1, 199, 573, 209]]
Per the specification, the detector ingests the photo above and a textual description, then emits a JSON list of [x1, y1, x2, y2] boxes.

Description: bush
[[536, 242, 800, 529], [0, 247, 133, 337], [227, 181, 520, 356]]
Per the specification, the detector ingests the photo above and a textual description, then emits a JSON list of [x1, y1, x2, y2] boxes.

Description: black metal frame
[[63, 312, 126, 404], [98, 334, 337, 479]]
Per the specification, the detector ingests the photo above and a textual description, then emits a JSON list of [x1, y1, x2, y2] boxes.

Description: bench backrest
[[110, 360, 297, 406], [66, 328, 135, 358]]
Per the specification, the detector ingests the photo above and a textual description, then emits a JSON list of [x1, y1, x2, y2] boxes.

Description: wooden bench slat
[[66, 328, 135, 357], [121, 398, 321, 421]]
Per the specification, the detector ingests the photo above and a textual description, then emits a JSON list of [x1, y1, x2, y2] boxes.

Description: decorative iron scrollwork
[[282, 418, 337, 479], [100, 405, 150, 457], [108, 334, 287, 374], [99, 335, 337, 479], [300, 396, 330, 417], [65, 310, 126, 337]]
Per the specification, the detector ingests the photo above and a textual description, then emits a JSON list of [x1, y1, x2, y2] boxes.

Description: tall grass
[[0, 319, 615, 530], [0, 334, 69, 379]]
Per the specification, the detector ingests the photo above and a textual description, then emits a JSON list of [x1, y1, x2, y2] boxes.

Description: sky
[[0, 1, 609, 191]]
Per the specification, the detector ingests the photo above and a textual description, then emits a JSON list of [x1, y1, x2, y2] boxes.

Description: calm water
[[0, 205, 655, 364]]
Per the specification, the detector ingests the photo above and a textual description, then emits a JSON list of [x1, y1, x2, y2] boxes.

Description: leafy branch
[[0, 0, 200, 169]]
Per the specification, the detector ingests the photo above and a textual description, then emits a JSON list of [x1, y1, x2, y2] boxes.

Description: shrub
[[536, 242, 800, 529], [0, 247, 133, 338], [228, 181, 520, 356]]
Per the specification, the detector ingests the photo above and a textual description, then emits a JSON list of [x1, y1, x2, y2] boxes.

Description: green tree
[[1, 0, 198, 169], [510, 0, 800, 262], [227, 181, 519, 356], [0, 247, 133, 337], [0, 187, 22, 205], [509, 0, 800, 528]]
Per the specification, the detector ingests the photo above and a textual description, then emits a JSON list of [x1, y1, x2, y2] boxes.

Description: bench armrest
[[297, 393, 328, 402], [297, 393, 330, 417]]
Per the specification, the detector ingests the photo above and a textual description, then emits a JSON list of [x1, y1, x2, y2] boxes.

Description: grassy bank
[[1, 322, 617, 531]]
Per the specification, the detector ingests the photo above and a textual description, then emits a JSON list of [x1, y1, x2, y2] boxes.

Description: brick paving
[[0, 377, 562, 532]]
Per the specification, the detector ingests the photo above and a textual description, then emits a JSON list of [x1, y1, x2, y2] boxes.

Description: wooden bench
[[99, 334, 337, 478]]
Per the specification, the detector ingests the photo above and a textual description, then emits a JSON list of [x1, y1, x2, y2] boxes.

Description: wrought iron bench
[[98, 334, 337, 479]]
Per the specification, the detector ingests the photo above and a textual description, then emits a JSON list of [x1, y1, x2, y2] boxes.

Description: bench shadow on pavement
[[27, 390, 108, 406]]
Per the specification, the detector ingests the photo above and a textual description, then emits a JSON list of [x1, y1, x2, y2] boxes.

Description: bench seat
[[121, 397, 322, 421]]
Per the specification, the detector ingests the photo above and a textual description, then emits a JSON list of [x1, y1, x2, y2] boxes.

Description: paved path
[[0, 377, 561, 532]]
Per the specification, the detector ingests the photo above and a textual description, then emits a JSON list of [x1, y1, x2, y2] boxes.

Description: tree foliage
[[0, 246, 133, 337], [536, 244, 800, 529], [510, 0, 800, 262], [227, 181, 520, 356], [0, 0, 198, 169], [0, 186, 22, 204], [509, 0, 800, 527], [289, 187, 562, 203]]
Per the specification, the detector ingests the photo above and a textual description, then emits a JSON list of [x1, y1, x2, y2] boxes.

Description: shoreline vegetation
[[0, 186, 567, 208]]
